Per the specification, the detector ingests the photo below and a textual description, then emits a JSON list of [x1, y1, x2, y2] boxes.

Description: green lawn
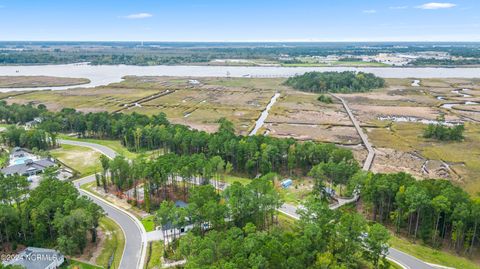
[[62, 259, 103, 269], [146, 241, 164, 269], [389, 235, 480, 269], [277, 212, 297, 231], [58, 134, 158, 159], [276, 178, 313, 205], [96, 217, 125, 269], [222, 175, 252, 185], [51, 144, 102, 176], [142, 215, 156, 232], [387, 260, 403, 269]]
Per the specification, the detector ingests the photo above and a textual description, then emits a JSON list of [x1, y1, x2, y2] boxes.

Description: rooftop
[[3, 247, 64, 269]]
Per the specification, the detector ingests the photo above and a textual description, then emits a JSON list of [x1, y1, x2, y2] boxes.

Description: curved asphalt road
[[60, 138, 435, 269], [59, 139, 146, 269]]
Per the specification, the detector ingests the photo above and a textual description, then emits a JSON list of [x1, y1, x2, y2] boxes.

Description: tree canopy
[[284, 71, 385, 93]]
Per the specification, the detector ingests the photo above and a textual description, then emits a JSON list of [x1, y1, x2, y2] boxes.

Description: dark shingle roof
[[3, 247, 64, 269], [1, 158, 56, 176]]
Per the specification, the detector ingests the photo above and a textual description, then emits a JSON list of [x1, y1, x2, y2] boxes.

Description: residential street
[[60, 138, 436, 269], [74, 175, 146, 269]]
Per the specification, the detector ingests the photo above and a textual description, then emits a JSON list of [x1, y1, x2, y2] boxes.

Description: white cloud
[[363, 9, 377, 14], [123, 13, 153, 19], [389, 6, 408, 10], [416, 2, 457, 10]]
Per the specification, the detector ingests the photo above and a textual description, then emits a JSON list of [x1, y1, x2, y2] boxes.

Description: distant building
[[25, 117, 42, 129], [188, 79, 200, 85], [324, 187, 336, 197], [281, 179, 293, 189], [3, 247, 64, 269]]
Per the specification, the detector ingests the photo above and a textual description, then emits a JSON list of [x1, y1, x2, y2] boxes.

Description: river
[[1, 64, 480, 92]]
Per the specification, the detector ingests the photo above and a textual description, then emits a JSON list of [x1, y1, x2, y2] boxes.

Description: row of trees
[[0, 168, 104, 255], [0, 102, 45, 124], [0, 51, 211, 65], [1, 125, 55, 150], [284, 71, 385, 93], [357, 171, 480, 254], [0, 102, 357, 177], [412, 58, 480, 66]]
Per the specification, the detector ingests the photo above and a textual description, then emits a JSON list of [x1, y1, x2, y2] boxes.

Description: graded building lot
[[50, 144, 103, 176]]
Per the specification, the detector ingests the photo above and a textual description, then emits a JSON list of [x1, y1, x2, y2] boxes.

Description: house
[[159, 200, 192, 234], [2, 147, 57, 176], [3, 247, 64, 269], [1, 158, 57, 176], [25, 117, 42, 129]]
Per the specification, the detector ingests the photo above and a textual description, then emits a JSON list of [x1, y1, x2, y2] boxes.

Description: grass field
[[58, 134, 159, 160], [390, 235, 480, 269], [146, 241, 163, 269], [142, 215, 156, 232], [95, 217, 125, 269], [277, 212, 297, 231], [222, 175, 252, 185], [51, 144, 102, 176]]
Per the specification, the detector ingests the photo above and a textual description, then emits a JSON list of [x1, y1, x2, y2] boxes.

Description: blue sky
[[0, 0, 479, 41]]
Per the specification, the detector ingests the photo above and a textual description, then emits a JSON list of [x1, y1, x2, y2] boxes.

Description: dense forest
[[0, 102, 358, 177], [0, 168, 104, 255], [284, 71, 385, 93], [160, 183, 391, 269], [355, 172, 480, 254]]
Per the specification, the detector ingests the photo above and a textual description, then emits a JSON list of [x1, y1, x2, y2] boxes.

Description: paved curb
[[76, 178, 147, 269]]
